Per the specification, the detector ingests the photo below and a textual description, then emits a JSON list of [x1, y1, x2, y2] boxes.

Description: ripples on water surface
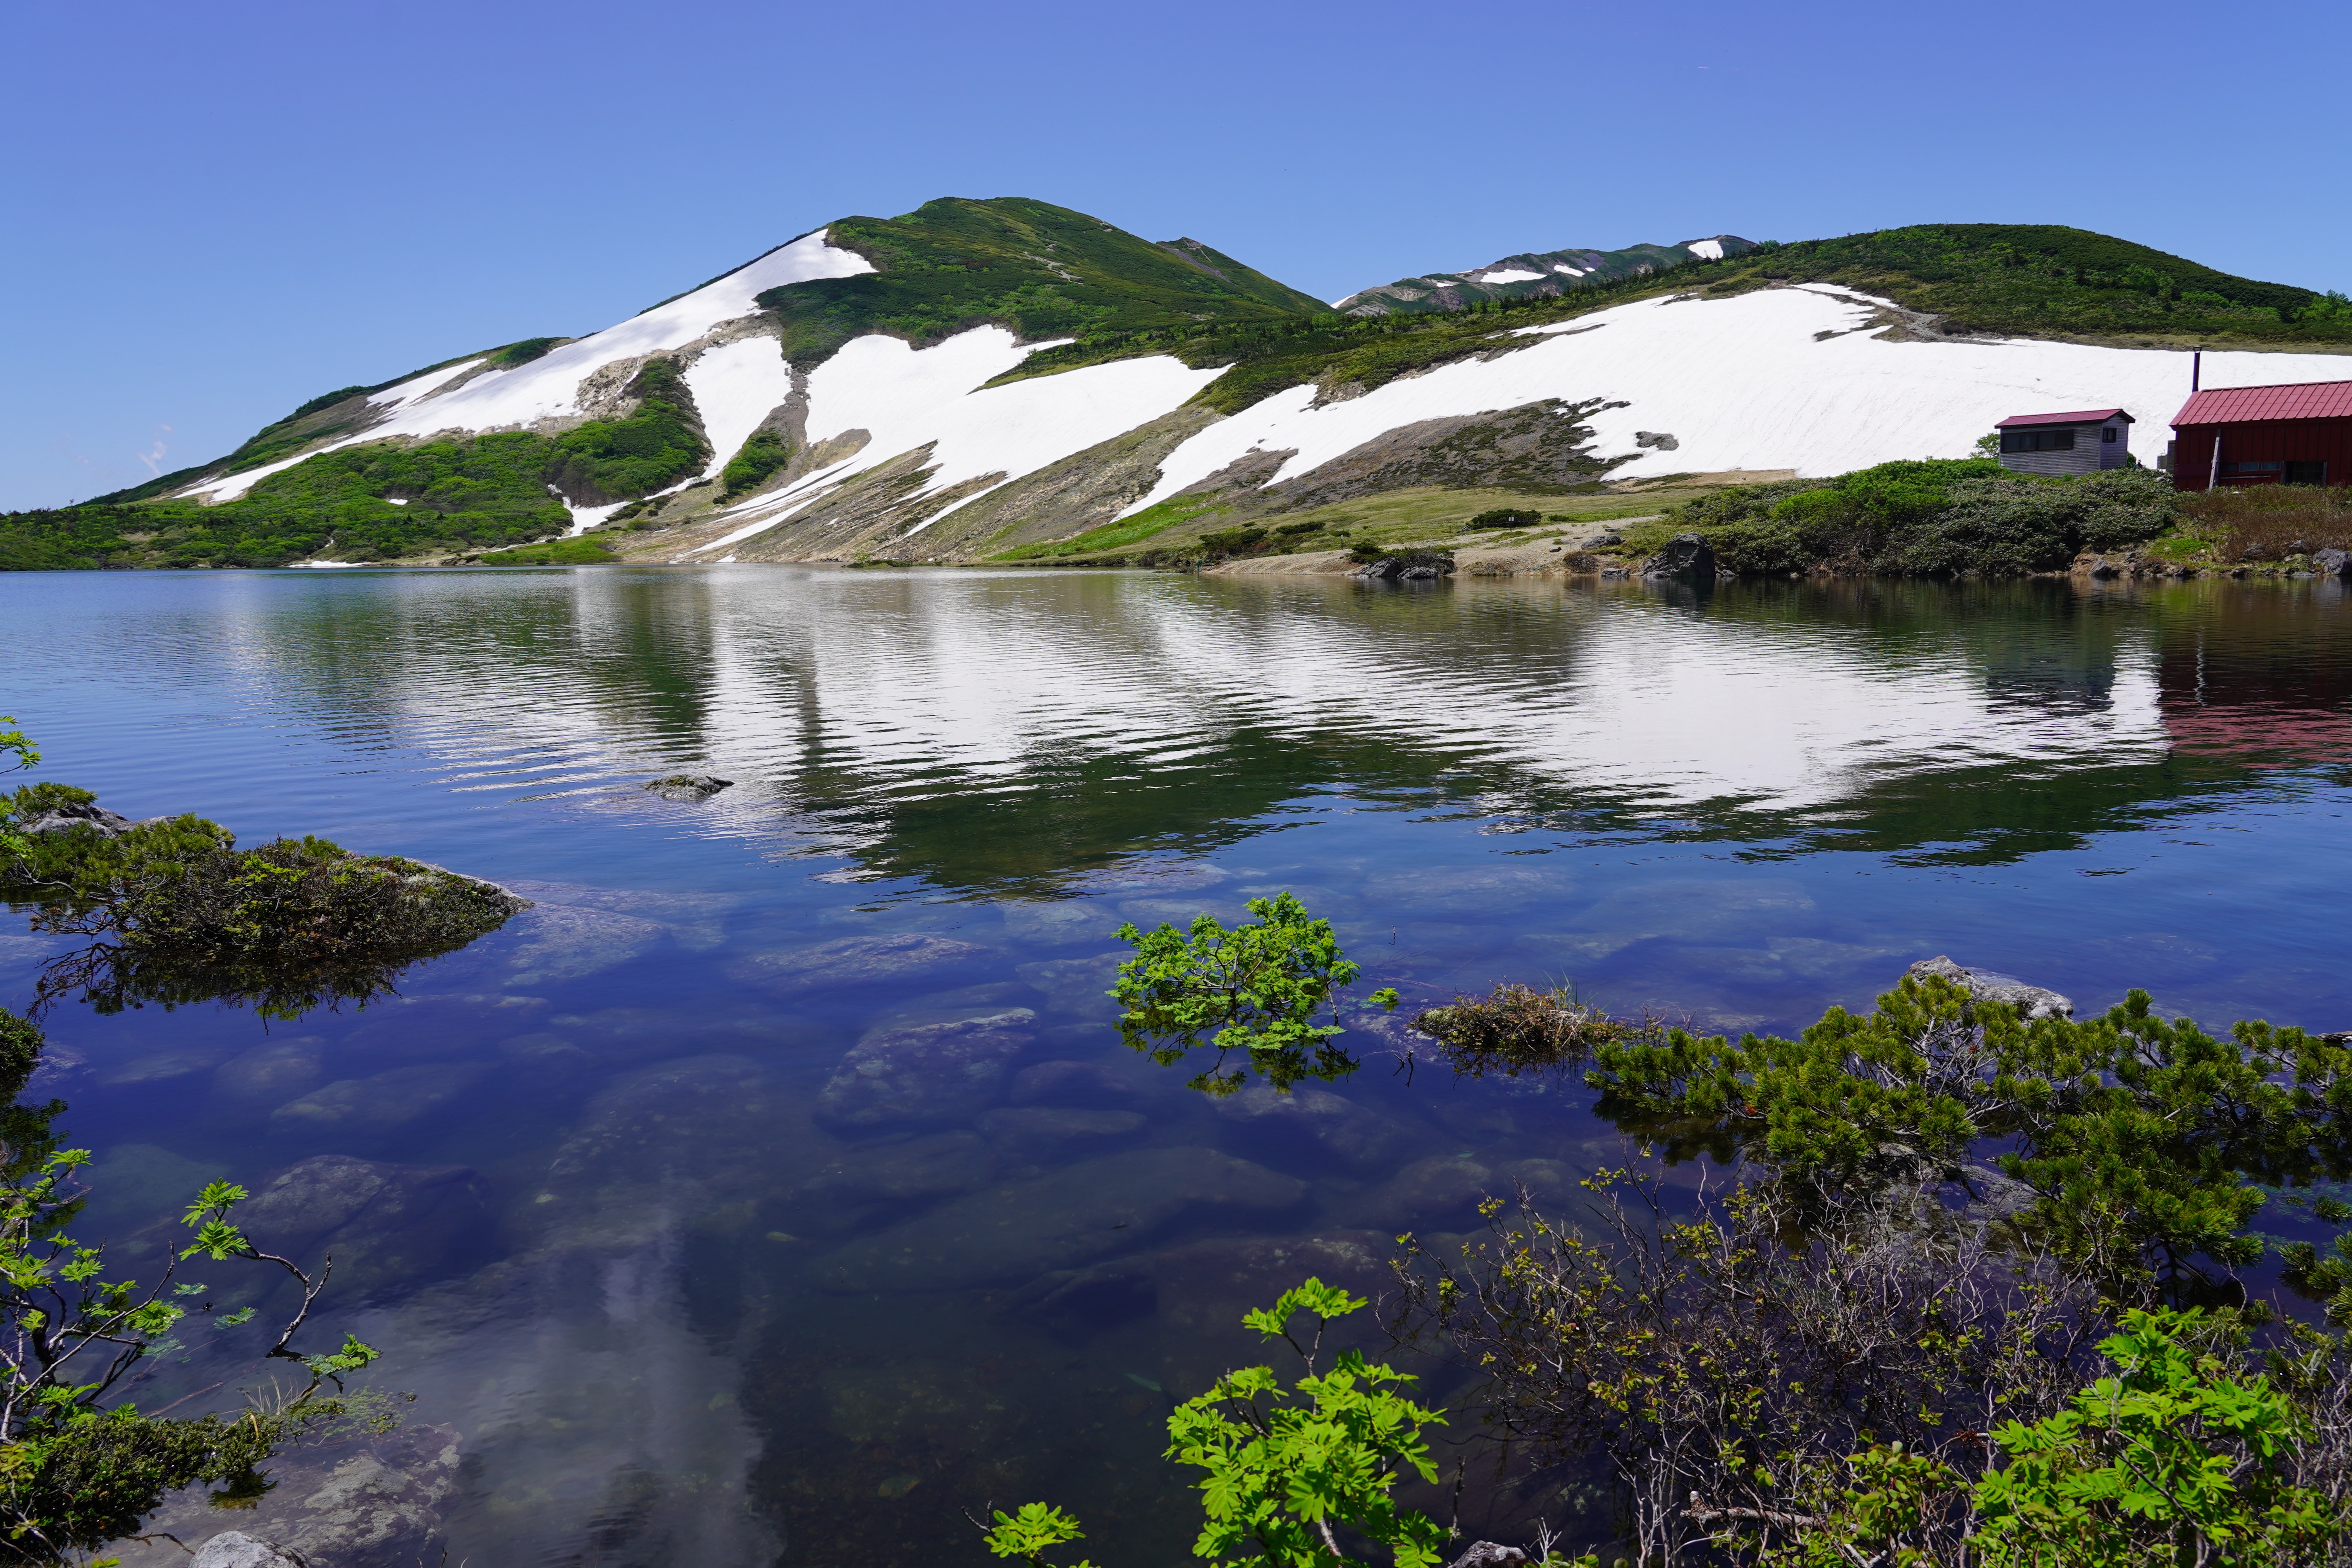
[[7, 566, 2352, 1565]]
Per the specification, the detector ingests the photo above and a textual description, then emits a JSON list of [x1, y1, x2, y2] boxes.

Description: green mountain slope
[[1703, 224, 2352, 345], [754, 197, 1327, 369]]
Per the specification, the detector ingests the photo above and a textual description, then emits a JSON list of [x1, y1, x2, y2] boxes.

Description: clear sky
[[5, 0, 2345, 510]]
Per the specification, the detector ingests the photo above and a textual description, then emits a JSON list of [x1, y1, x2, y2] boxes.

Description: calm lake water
[[7, 565, 2352, 1565]]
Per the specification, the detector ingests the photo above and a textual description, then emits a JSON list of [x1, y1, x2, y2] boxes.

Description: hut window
[[2286, 460, 2328, 485], [2102, 426, 2118, 443], [1999, 429, 2077, 452]]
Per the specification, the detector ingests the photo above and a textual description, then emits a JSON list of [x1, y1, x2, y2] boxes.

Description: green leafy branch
[[1111, 893, 1393, 1096]]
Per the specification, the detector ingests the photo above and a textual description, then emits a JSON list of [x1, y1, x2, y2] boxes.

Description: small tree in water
[[1111, 893, 1396, 1096]]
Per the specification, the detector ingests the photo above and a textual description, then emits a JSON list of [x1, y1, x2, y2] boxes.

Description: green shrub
[[1197, 525, 1269, 560], [1112, 892, 1396, 1095], [545, 358, 710, 504], [1464, 507, 1540, 531], [721, 426, 793, 497], [1664, 460, 2174, 576]]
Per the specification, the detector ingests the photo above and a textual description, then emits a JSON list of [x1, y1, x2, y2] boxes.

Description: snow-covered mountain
[[48, 203, 2347, 572]]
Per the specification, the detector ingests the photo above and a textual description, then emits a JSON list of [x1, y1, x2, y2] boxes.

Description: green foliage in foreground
[[1111, 893, 1395, 1095], [985, 1281, 1568, 1568], [1633, 460, 2177, 575], [1586, 973, 2352, 1305], [0, 1005, 383, 1561], [1815, 1309, 2335, 1568], [0, 782, 525, 1016]]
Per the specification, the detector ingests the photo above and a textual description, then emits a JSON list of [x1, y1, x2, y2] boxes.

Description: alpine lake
[[7, 564, 2352, 1567]]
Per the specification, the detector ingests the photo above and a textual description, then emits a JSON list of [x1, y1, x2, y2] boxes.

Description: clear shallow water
[[6, 565, 2352, 1565]]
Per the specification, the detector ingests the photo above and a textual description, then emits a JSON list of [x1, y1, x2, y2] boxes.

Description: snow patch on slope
[[1685, 239, 1726, 261], [684, 337, 794, 479], [1121, 286, 2352, 512], [180, 232, 871, 502], [1477, 268, 1546, 285], [797, 326, 1225, 527]]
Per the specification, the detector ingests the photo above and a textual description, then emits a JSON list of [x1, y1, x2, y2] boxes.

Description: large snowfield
[[1118, 285, 2352, 517]]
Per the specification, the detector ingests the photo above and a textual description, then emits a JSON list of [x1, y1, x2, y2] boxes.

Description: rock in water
[[728, 933, 996, 996], [191, 1536, 307, 1568], [1907, 955, 2073, 1020], [645, 773, 733, 801], [816, 1009, 1038, 1129], [2316, 547, 2352, 578], [1641, 532, 1717, 579]]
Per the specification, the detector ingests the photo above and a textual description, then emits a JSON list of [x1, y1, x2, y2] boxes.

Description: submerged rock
[[226, 1155, 490, 1297], [728, 933, 996, 996], [1009, 1058, 1150, 1107], [974, 1105, 1147, 1153], [816, 1009, 1038, 1130], [818, 1146, 1306, 1291], [270, 1062, 489, 1130], [1210, 1083, 1412, 1172], [190, 1534, 305, 1568], [1153, 1230, 1394, 1396], [1907, 955, 2074, 1020], [125, 1422, 462, 1568], [498, 904, 670, 984], [793, 1130, 1001, 1208], [645, 773, 733, 801]]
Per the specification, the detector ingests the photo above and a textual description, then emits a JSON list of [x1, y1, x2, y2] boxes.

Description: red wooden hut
[[2169, 379, 2352, 491]]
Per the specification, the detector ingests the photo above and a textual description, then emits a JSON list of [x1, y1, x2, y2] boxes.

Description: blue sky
[[5, 0, 2345, 510]]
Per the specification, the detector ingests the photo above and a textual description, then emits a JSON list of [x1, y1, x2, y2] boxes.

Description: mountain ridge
[[19, 206, 2352, 573]]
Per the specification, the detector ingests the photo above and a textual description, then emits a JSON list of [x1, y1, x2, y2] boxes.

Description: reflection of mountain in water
[[222, 571, 2352, 892]]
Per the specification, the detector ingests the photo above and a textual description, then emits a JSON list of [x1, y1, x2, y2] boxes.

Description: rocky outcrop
[[1907, 955, 2074, 1020], [190, 1535, 306, 1568], [645, 773, 732, 801], [1641, 531, 1717, 579], [18, 799, 141, 837]]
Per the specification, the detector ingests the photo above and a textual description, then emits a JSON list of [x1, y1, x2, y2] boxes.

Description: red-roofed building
[[1995, 408, 2134, 475], [2169, 379, 2352, 490]]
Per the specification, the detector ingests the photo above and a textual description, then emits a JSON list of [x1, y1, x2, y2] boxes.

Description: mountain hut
[[1994, 409, 2135, 475], [2168, 379, 2352, 491]]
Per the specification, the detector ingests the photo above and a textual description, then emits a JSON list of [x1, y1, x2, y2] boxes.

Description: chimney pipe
[[2192, 350, 2201, 392]]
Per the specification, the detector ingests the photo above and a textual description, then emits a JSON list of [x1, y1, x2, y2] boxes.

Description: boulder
[[2316, 548, 2352, 578], [793, 1130, 1000, 1208], [728, 933, 996, 997], [1906, 955, 2073, 1020], [1641, 532, 1716, 580], [270, 1062, 489, 1130], [816, 1010, 1037, 1130], [19, 800, 138, 837], [1356, 1155, 1500, 1229], [645, 773, 733, 801], [499, 904, 670, 984], [231, 1156, 490, 1296], [819, 1146, 1306, 1292], [191, 1535, 306, 1568]]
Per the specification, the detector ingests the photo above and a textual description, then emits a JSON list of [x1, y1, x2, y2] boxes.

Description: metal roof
[[1995, 408, 2131, 428], [2173, 380, 2352, 426]]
